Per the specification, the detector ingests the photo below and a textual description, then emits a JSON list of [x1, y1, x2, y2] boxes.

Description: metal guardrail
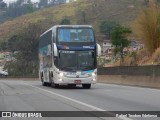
[[97, 65, 160, 76]]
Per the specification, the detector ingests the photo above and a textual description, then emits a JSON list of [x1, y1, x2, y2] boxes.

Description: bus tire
[[41, 75, 47, 86], [48, 72, 53, 86], [82, 84, 91, 89], [51, 82, 59, 88]]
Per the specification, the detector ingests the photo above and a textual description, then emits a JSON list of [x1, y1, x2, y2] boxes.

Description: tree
[[7, 35, 19, 52], [81, 11, 86, 24], [99, 21, 118, 39], [27, 0, 31, 3], [39, 0, 48, 8], [144, 0, 149, 6], [0, 41, 7, 50], [47, 0, 56, 7], [133, 1, 160, 54], [111, 25, 131, 62], [157, 0, 160, 4], [0, 0, 7, 9], [23, 3, 34, 14], [4, 16, 55, 77], [60, 18, 71, 25], [15, 0, 25, 6], [5, 0, 35, 19], [75, 8, 88, 24], [5, 22, 44, 76], [58, 0, 66, 4]]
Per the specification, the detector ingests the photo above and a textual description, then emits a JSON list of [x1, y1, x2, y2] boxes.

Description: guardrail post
[[152, 63, 155, 80]]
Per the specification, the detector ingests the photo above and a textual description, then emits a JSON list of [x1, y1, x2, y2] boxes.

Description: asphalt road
[[0, 79, 160, 120]]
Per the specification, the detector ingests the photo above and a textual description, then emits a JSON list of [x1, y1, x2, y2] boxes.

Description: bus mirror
[[96, 43, 101, 56], [53, 43, 58, 56]]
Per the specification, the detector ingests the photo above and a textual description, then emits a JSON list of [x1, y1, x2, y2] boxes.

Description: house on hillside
[[20, 0, 39, 8], [0, 52, 5, 65], [54, 0, 66, 4], [0, 51, 15, 66], [101, 39, 144, 61], [101, 40, 113, 61], [128, 40, 144, 52], [66, 0, 77, 3]]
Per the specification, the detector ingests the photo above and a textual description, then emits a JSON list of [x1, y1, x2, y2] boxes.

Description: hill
[[0, 0, 145, 42]]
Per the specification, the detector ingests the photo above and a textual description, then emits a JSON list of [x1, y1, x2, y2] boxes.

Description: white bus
[[39, 25, 101, 89]]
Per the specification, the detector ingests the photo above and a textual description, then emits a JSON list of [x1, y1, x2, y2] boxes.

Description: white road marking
[[22, 82, 132, 120]]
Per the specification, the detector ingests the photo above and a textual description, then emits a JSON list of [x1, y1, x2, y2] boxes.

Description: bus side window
[[53, 44, 58, 67], [43, 55, 52, 68]]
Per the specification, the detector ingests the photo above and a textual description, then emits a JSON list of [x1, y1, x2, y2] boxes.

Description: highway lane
[[0, 79, 160, 120]]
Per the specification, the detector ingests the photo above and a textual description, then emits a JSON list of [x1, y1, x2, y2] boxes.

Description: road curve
[[0, 79, 160, 120]]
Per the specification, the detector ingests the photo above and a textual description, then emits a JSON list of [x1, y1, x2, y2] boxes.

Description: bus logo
[[2, 112, 11, 117]]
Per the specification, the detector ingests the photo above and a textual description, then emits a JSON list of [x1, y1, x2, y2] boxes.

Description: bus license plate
[[74, 80, 81, 84]]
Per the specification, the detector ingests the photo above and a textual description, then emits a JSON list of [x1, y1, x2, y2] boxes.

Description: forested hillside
[[0, 0, 146, 42], [1, 0, 159, 76]]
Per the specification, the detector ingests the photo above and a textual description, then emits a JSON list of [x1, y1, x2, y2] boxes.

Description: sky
[[3, 0, 39, 4]]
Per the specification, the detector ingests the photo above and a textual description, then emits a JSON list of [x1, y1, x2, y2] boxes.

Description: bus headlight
[[59, 78, 63, 81], [59, 72, 64, 77], [93, 77, 96, 81], [92, 72, 96, 76], [58, 72, 63, 81]]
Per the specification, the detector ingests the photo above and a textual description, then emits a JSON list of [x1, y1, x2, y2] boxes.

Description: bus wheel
[[47, 83, 51, 86], [41, 76, 47, 86], [48, 72, 53, 86], [51, 82, 59, 88], [82, 84, 91, 89]]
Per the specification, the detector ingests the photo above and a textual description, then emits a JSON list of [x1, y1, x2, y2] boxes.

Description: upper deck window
[[58, 28, 95, 43]]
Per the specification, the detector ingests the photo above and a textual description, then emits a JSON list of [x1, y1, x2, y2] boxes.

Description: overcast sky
[[4, 0, 39, 3]]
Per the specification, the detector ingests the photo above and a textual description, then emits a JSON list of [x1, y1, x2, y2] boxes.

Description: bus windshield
[[59, 50, 95, 71], [58, 28, 95, 43]]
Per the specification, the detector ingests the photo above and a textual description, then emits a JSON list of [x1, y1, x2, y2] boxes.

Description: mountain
[[0, 0, 145, 42]]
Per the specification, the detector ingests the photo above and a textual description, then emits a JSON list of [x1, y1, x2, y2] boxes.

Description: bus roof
[[40, 25, 93, 37], [53, 25, 93, 28], [40, 28, 52, 37]]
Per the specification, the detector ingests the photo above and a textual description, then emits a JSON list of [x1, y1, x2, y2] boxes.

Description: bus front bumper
[[55, 76, 97, 85]]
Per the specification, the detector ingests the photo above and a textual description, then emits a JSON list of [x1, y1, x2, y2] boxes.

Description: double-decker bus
[[39, 25, 101, 89]]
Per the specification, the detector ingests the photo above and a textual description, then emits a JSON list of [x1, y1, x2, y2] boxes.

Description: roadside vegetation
[[133, 1, 160, 54], [2, 21, 52, 77], [131, 1, 160, 65], [111, 25, 131, 63], [0, 0, 160, 76], [110, 1, 160, 66]]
